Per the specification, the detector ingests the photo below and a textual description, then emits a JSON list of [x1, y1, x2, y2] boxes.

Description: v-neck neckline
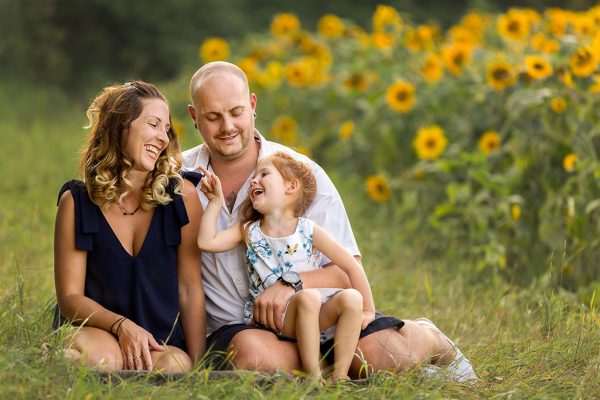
[[98, 208, 158, 258]]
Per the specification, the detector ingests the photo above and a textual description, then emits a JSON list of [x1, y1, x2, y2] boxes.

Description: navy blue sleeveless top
[[53, 176, 199, 350]]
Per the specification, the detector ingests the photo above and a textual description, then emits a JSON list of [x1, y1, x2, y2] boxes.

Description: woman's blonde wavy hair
[[80, 80, 183, 210]]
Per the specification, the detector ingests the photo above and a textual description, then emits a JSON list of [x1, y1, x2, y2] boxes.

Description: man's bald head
[[189, 61, 249, 107]]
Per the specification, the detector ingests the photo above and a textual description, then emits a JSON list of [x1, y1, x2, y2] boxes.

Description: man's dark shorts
[[205, 312, 404, 369]]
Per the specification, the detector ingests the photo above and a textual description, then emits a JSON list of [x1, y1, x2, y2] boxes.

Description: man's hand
[[253, 281, 295, 332]]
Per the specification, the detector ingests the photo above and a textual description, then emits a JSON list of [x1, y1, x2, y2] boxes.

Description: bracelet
[[115, 317, 127, 338], [110, 316, 126, 335]]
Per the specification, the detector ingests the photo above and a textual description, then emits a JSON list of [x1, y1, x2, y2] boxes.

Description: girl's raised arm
[[196, 166, 243, 252]]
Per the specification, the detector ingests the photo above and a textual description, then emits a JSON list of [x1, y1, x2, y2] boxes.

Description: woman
[[54, 81, 204, 372]]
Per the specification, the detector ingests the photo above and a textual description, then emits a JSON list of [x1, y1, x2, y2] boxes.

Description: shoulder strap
[[57, 180, 98, 251], [162, 177, 190, 246], [180, 170, 204, 187]]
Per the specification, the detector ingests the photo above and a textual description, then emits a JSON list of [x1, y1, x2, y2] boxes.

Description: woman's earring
[[253, 112, 257, 118], [194, 122, 198, 129]]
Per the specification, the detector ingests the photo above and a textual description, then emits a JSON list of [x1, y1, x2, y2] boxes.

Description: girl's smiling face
[[248, 159, 292, 214], [123, 98, 171, 173]]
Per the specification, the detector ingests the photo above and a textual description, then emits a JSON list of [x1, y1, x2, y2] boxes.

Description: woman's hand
[[361, 310, 376, 330], [117, 319, 165, 370]]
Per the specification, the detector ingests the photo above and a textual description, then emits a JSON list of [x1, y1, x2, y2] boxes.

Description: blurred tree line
[[0, 0, 595, 96]]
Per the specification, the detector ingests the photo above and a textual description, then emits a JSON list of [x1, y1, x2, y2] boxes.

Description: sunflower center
[[376, 183, 386, 193], [453, 53, 464, 65], [350, 75, 365, 86], [508, 20, 520, 33], [425, 138, 437, 149], [533, 62, 544, 71], [492, 67, 509, 80], [395, 90, 408, 101], [576, 50, 592, 65]]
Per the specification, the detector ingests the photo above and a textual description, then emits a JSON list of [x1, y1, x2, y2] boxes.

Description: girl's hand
[[116, 319, 165, 371], [198, 166, 224, 202], [361, 310, 376, 330]]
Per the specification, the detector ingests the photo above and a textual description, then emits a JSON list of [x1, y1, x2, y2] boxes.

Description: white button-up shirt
[[182, 132, 360, 335]]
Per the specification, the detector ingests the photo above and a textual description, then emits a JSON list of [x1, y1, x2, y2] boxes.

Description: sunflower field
[[176, 5, 600, 290]]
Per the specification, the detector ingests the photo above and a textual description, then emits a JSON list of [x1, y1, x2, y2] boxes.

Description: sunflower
[[292, 32, 316, 52], [441, 43, 472, 76], [448, 26, 479, 47], [302, 57, 330, 86], [589, 6, 600, 26], [236, 57, 258, 82], [284, 60, 310, 87], [530, 33, 560, 54], [413, 124, 448, 160], [338, 120, 355, 140], [171, 118, 185, 139], [592, 32, 600, 59], [285, 58, 328, 87], [270, 115, 298, 145], [559, 70, 575, 88], [524, 8, 542, 24], [486, 61, 516, 90], [421, 53, 444, 83], [343, 72, 368, 92], [405, 25, 437, 52], [497, 9, 530, 41], [385, 80, 416, 113], [294, 146, 311, 157], [317, 14, 345, 38], [570, 46, 598, 77], [511, 204, 521, 221], [413, 168, 426, 180], [545, 8, 573, 37], [460, 11, 488, 34], [270, 13, 301, 37], [550, 96, 567, 113], [256, 61, 283, 89], [573, 14, 595, 38], [588, 74, 600, 93], [563, 153, 577, 172], [372, 5, 402, 33], [371, 32, 395, 49], [478, 131, 501, 155], [199, 37, 230, 63], [365, 175, 391, 203], [305, 42, 333, 68], [524, 55, 553, 80]]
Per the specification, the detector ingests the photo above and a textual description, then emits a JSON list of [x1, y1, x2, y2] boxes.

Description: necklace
[[117, 203, 140, 216]]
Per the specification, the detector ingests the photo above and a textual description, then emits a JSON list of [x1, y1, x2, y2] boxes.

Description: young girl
[[197, 151, 376, 381]]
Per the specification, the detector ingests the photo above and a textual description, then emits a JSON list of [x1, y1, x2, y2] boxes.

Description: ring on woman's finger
[[133, 355, 143, 360]]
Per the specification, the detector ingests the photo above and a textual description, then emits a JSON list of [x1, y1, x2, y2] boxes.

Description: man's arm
[[253, 263, 352, 331], [301, 262, 351, 288]]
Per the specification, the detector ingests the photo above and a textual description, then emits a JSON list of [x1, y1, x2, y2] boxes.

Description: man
[[182, 61, 475, 381]]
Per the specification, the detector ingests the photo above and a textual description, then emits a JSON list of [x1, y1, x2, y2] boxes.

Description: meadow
[[1, 4, 599, 399]]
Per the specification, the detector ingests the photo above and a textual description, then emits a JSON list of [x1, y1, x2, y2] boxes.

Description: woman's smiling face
[[123, 98, 171, 172]]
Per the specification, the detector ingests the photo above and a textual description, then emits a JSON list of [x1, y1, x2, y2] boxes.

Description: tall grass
[[0, 82, 598, 398]]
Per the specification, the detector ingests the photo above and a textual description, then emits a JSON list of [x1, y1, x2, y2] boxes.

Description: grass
[[0, 83, 598, 399]]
